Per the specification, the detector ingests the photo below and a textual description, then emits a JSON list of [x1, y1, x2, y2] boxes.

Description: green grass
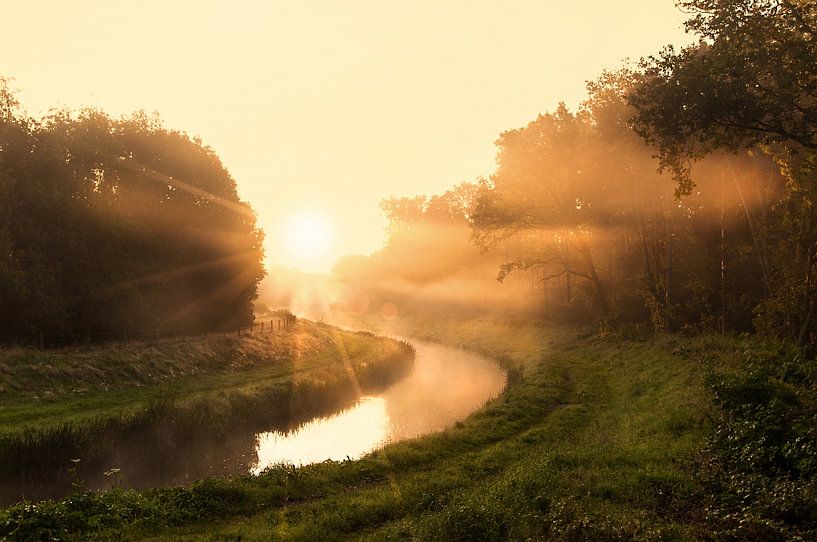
[[204, 327, 708, 542], [0, 322, 405, 433], [0, 316, 720, 540], [0, 322, 414, 506]]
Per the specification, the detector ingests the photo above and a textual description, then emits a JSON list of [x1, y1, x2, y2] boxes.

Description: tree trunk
[[577, 240, 609, 320]]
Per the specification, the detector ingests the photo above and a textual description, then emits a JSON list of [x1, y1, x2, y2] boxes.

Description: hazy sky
[[2, 1, 689, 272]]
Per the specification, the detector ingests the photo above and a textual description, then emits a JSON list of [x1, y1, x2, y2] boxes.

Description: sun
[[284, 211, 333, 268]]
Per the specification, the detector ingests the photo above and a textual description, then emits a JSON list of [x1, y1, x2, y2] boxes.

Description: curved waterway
[[2, 334, 505, 504], [253, 337, 506, 469]]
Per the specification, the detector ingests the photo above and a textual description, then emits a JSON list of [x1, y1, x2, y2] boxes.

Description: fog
[[258, 79, 801, 344]]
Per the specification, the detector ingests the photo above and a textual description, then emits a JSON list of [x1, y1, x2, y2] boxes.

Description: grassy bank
[[0, 321, 414, 505], [0, 320, 328, 404], [2, 313, 814, 540], [0, 316, 701, 540]]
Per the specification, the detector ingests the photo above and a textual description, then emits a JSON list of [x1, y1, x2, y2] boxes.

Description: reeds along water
[[0, 342, 414, 505]]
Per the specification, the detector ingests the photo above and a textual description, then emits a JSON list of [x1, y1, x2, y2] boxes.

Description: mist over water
[[254, 338, 506, 469]]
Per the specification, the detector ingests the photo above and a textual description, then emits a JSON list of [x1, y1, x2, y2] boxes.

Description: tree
[[630, 0, 817, 345], [630, 0, 817, 194], [0, 80, 265, 343], [471, 104, 617, 320]]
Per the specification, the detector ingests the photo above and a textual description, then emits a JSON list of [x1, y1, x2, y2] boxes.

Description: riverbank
[[0, 316, 703, 540], [2, 314, 814, 540], [0, 320, 414, 504], [0, 319, 315, 406]]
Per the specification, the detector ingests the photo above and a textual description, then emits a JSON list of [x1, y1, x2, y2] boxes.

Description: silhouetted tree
[[631, 0, 817, 345], [0, 80, 264, 343]]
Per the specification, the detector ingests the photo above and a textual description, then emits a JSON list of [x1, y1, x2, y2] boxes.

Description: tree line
[[335, 0, 817, 348], [0, 80, 265, 344]]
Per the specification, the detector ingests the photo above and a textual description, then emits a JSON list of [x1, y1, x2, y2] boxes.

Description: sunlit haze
[[0, 0, 812, 533], [2, 1, 690, 272], [253, 338, 505, 469], [283, 210, 334, 272]]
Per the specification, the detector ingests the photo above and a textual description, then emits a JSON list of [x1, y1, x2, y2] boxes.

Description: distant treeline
[[333, 1, 817, 348], [0, 80, 264, 343]]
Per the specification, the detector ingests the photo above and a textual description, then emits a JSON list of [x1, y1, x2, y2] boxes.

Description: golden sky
[[2, 1, 689, 273]]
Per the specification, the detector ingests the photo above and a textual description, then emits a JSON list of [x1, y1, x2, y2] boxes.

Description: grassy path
[[4, 316, 811, 540], [124, 321, 710, 541]]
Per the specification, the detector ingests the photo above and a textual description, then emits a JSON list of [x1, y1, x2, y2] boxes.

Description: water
[[253, 338, 506, 469], [2, 335, 505, 503]]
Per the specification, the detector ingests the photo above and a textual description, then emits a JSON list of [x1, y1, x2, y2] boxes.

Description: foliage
[[629, 0, 817, 346], [664, 334, 817, 539], [702, 341, 817, 539], [466, 75, 778, 333], [0, 80, 265, 343], [330, 1, 817, 346], [630, 0, 817, 195]]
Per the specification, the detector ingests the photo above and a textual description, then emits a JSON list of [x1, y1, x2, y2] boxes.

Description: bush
[[704, 344, 817, 539]]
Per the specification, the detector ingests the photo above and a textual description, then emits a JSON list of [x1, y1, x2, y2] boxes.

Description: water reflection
[[0, 336, 505, 504], [252, 338, 506, 469], [254, 396, 389, 471]]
